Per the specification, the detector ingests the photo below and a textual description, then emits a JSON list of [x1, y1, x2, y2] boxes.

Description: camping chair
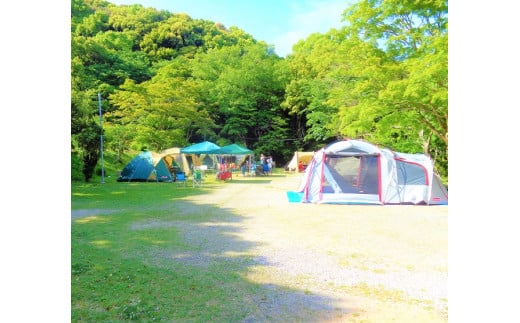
[[175, 172, 187, 187], [193, 169, 203, 187]]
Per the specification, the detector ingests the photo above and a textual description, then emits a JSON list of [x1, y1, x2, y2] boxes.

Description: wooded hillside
[[71, 0, 448, 183]]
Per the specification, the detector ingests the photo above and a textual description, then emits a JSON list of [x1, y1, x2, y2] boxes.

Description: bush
[[71, 152, 84, 181]]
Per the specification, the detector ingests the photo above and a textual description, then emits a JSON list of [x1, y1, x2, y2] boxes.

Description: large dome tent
[[117, 151, 173, 182], [289, 139, 448, 205]]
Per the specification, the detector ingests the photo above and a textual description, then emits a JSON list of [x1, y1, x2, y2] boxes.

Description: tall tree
[[107, 57, 217, 151], [283, 0, 448, 179], [191, 43, 289, 157], [284, 31, 390, 145], [339, 0, 448, 177], [71, 64, 102, 182]]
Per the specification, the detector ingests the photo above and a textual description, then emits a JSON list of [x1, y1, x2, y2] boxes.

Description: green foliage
[[107, 2, 170, 36], [71, 0, 93, 28], [107, 62, 217, 150], [343, 0, 448, 60], [140, 14, 197, 61], [336, 7, 447, 163], [71, 0, 448, 183], [284, 1, 448, 180], [71, 152, 84, 181], [76, 121, 102, 182], [286, 32, 386, 143], [102, 123, 133, 164], [74, 10, 109, 36], [191, 43, 289, 147]]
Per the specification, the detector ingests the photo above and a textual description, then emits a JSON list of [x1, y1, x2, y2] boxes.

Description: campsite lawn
[[71, 171, 448, 322], [72, 178, 257, 321]]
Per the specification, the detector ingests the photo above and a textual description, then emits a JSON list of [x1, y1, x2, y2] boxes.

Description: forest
[[71, 0, 448, 184]]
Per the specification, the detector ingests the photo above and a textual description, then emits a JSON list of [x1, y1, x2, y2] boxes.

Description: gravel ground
[[74, 173, 448, 322], [137, 176, 448, 322]]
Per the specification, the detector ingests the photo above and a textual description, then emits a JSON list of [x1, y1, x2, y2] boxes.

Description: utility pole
[[98, 92, 105, 184]]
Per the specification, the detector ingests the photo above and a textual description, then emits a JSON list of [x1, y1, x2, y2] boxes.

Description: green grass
[[72, 169, 447, 322], [72, 180, 261, 322]]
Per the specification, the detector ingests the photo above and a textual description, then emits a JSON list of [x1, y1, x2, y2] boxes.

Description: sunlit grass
[[72, 171, 447, 322], [72, 180, 271, 321], [75, 216, 109, 224]]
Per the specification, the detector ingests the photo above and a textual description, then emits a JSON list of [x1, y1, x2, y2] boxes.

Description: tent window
[[326, 156, 359, 175], [325, 156, 379, 194], [357, 156, 379, 194], [396, 160, 427, 185]]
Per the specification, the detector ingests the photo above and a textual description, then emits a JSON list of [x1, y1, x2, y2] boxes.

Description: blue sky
[[107, 0, 354, 57]]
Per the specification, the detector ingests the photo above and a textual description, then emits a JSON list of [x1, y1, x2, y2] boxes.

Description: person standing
[[240, 159, 248, 177], [260, 154, 266, 164], [260, 154, 268, 175]]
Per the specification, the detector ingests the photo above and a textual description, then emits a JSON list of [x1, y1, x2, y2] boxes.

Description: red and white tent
[[293, 139, 448, 205]]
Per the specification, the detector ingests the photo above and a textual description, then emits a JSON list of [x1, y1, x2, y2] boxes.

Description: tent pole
[[98, 92, 105, 184]]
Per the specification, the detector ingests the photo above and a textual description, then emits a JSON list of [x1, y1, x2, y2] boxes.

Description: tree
[[282, 0, 448, 179], [71, 34, 105, 182], [339, 0, 448, 177], [70, 0, 448, 182], [107, 58, 217, 151], [191, 42, 289, 156], [76, 121, 102, 182], [284, 31, 388, 145], [343, 0, 448, 60]]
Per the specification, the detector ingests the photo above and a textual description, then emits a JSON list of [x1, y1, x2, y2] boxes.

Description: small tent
[[159, 147, 191, 175], [285, 151, 315, 172], [117, 151, 173, 182], [289, 139, 448, 205]]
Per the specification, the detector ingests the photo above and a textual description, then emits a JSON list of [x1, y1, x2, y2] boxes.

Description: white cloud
[[273, 0, 349, 57], [273, 31, 307, 57]]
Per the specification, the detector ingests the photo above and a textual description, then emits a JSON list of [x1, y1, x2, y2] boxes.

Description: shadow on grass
[[71, 185, 352, 322]]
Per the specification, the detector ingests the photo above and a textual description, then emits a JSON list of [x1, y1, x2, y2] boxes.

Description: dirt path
[[176, 173, 448, 322]]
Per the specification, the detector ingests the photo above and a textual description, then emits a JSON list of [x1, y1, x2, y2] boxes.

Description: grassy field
[[72, 176, 241, 321], [71, 170, 448, 322]]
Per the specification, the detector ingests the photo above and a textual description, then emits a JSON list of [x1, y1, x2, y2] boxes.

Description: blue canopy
[[180, 141, 220, 154]]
